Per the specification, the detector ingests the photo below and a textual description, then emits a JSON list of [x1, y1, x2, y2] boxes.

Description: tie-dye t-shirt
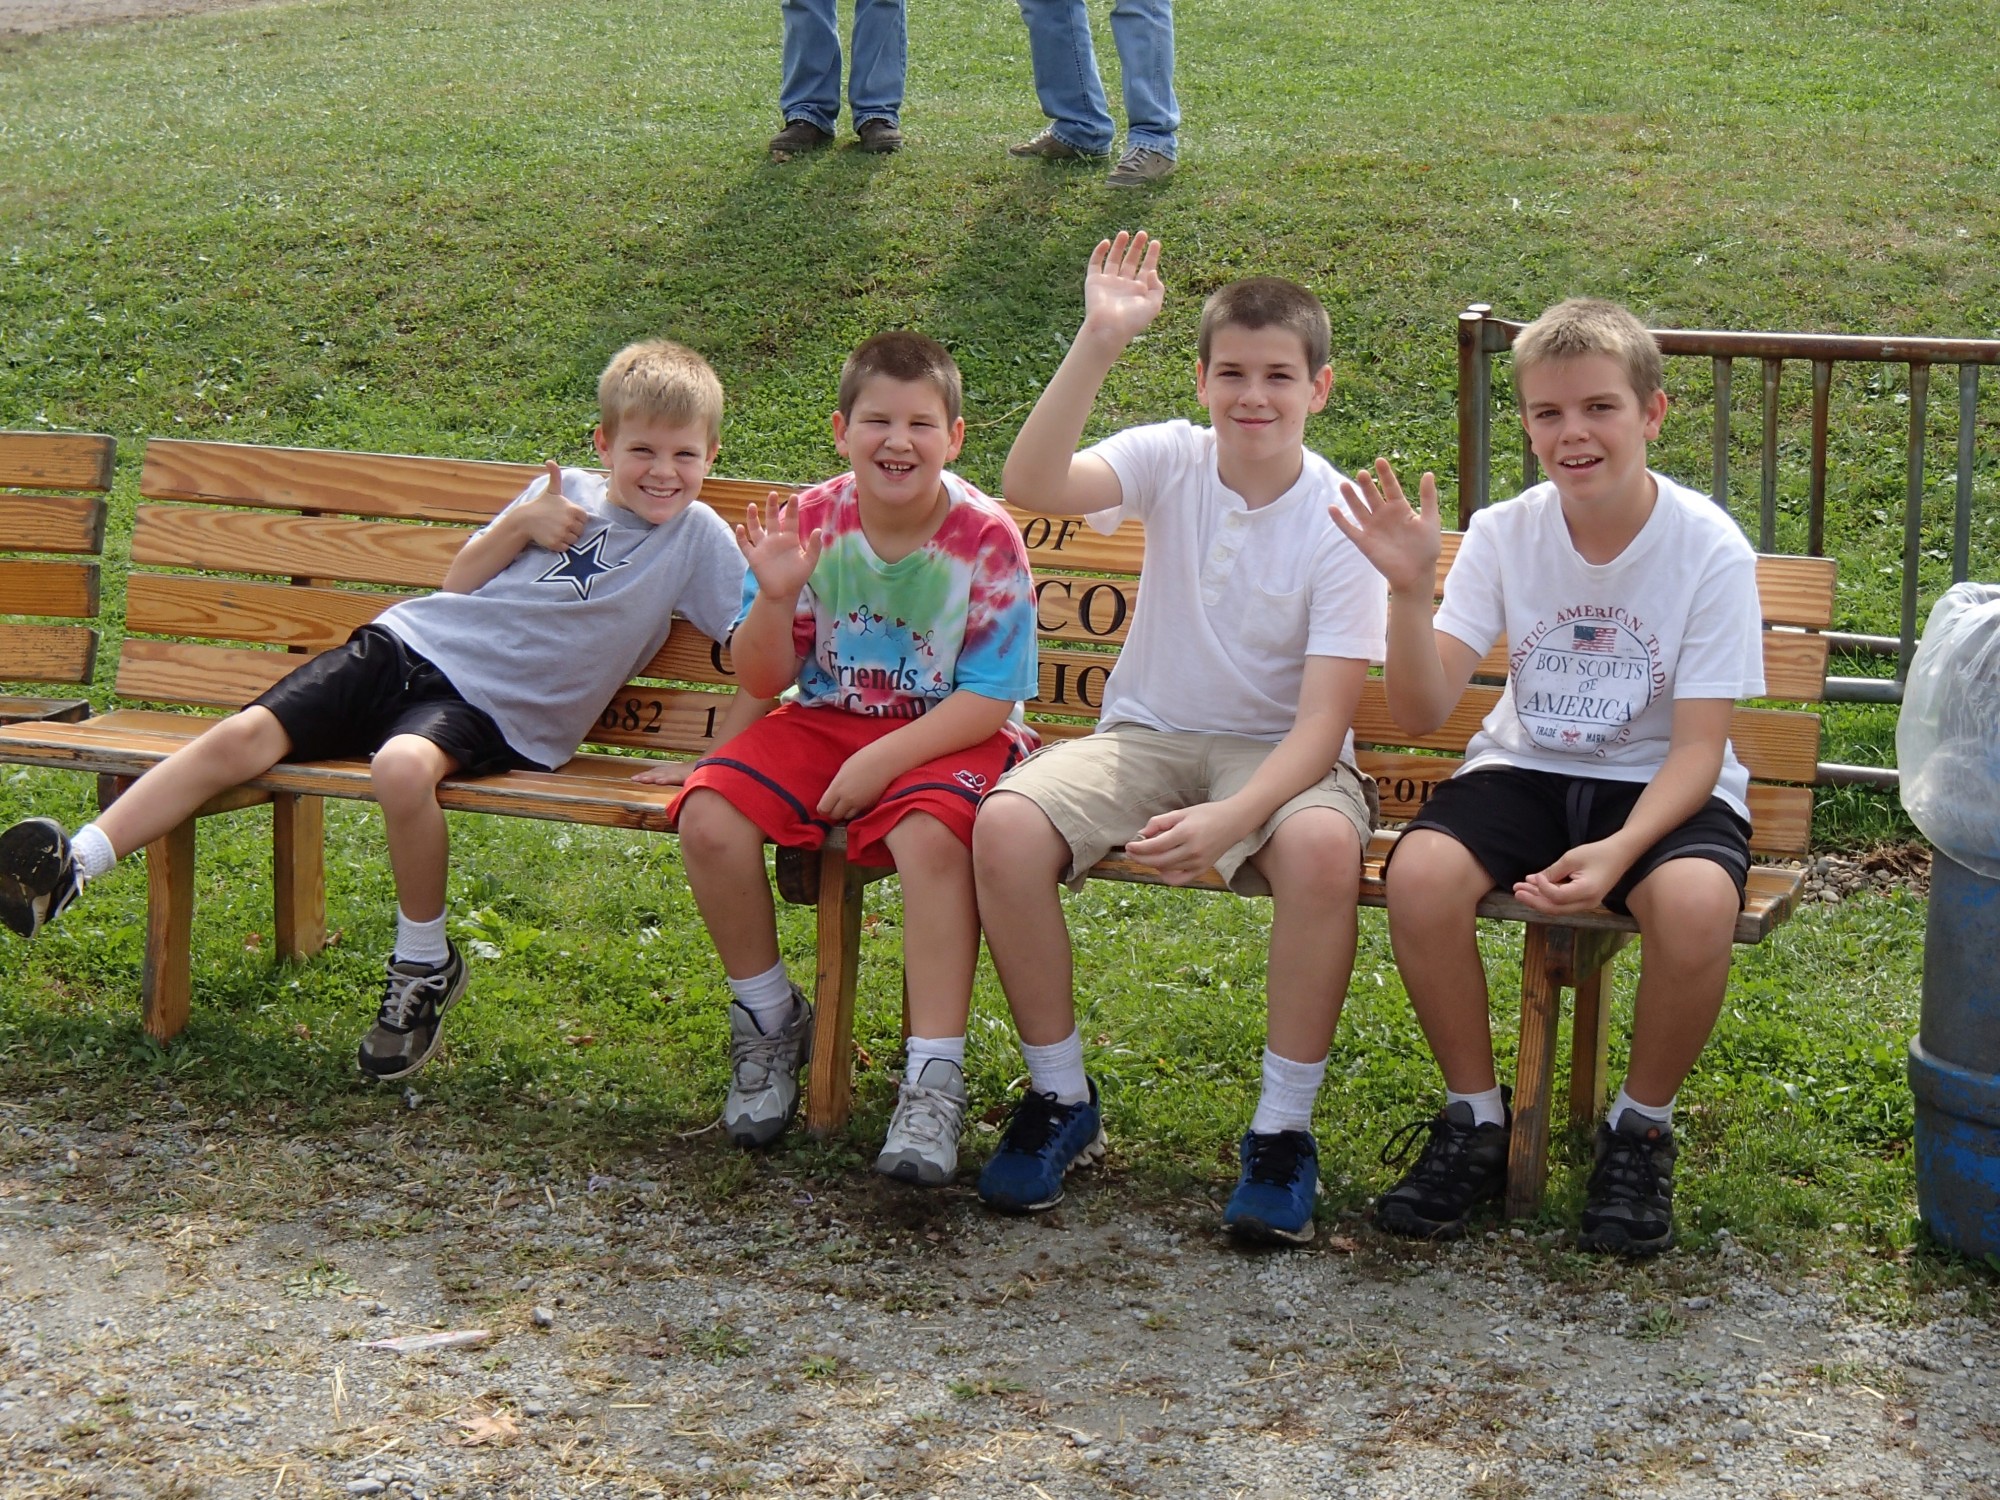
[[730, 470, 1040, 747]]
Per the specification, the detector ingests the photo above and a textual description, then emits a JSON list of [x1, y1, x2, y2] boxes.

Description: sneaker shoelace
[[1243, 1132, 1311, 1187], [732, 1019, 801, 1090], [1591, 1131, 1667, 1204], [378, 965, 449, 1031], [889, 1082, 964, 1148], [1380, 1112, 1478, 1184], [997, 1090, 1074, 1155]]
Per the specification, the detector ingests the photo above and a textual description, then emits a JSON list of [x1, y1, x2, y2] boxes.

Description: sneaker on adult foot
[[1107, 146, 1174, 186], [724, 991, 813, 1147], [976, 1080, 1105, 1213], [357, 942, 469, 1081], [1579, 1112, 1678, 1256], [0, 817, 83, 940], [1375, 1095, 1510, 1240], [1223, 1129, 1321, 1245], [1007, 126, 1104, 161], [855, 118, 903, 153], [768, 119, 833, 158], [874, 1058, 968, 1186]]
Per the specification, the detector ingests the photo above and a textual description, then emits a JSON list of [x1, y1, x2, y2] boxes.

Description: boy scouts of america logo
[[538, 528, 631, 600]]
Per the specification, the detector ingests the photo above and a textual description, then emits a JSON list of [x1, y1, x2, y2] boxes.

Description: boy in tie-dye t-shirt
[[674, 332, 1038, 1188]]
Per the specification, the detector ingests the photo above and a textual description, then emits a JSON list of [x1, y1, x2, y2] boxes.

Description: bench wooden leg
[[1506, 923, 1566, 1219], [1568, 966, 1613, 1127], [805, 839, 866, 1137], [141, 817, 196, 1043], [272, 792, 326, 961]]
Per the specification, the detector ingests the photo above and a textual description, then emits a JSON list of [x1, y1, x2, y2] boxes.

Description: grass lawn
[[2, 0, 1997, 1307]]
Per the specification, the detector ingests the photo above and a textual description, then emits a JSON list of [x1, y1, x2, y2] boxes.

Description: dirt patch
[[3, 1094, 1996, 1498], [0, 0, 290, 36], [1799, 840, 1933, 906]]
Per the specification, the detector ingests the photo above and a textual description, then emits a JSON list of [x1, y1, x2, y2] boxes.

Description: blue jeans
[[1016, 0, 1177, 158], [779, 0, 907, 132]]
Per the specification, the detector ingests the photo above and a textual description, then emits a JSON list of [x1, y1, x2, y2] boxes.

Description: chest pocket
[[1236, 581, 1312, 659]]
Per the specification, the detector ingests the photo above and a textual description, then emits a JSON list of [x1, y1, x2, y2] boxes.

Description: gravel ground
[[2, 1093, 1996, 1500]]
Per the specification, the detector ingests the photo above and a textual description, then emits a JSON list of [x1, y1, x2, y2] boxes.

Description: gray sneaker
[[357, 943, 469, 1081], [1107, 146, 1175, 187], [1008, 126, 1105, 161], [725, 991, 813, 1147], [874, 1058, 969, 1187]]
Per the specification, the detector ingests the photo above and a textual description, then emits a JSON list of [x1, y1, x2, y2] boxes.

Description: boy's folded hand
[[1512, 840, 1623, 916], [738, 493, 824, 600], [817, 743, 895, 823], [1124, 801, 1248, 886], [1330, 459, 1441, 599], [520, 460, 590, 551], [1079, 229, 1166, 348]]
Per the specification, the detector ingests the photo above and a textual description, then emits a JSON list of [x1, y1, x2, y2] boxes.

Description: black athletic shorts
[[1387, 766, 1752, 917], [249, 624, 535, 775]]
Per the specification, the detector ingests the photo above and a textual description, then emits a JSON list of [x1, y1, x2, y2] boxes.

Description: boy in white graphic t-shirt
[[1333, 298, 1764, 1256]]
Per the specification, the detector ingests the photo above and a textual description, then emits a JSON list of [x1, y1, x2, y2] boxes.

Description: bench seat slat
[[0, 432, 116, 493], [0, 558, 99, 618], [0, 496, 110, 555], [132, 507, 466, 590]]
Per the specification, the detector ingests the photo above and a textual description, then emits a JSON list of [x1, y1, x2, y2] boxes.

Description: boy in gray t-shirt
[[0, 339, 758, 1082]]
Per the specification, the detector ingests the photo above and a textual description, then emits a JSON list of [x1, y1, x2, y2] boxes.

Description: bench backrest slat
[[0, 432, 114, 702], [132, 507, 464, 590], [0, 433, 116, 492]]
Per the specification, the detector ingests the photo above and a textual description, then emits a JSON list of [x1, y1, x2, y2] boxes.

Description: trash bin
[[1899, 583, 2000, 1259]]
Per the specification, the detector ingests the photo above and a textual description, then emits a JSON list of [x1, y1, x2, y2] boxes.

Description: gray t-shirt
[[378, 468, 745, 770]]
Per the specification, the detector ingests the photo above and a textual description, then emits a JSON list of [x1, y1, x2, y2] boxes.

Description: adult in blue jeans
[[770, 0, 907, 158], [1010, 0, 1177, 186]]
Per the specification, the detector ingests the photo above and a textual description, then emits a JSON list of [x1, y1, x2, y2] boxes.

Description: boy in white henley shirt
[[972, 232, 1387, 1244]]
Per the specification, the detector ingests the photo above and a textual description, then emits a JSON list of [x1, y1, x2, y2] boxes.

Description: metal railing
[[1456, 306, 2000, 787]]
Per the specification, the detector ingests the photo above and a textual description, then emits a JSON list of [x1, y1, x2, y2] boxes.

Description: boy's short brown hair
[[1197, 277, 1332, 375], [1511, 298, 1664, 405], [838, 331, 964, 424], [597, 339, 724, 442]]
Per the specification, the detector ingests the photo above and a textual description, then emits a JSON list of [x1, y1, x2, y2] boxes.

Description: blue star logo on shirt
[[537, 527, 631, 600]]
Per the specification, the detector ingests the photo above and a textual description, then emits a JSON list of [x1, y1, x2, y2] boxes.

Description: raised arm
[[1001, 230, 1165, 517], [1330, 460, 1481, 735], [442, 460, 589, 594], [727, 493, 820, 698]]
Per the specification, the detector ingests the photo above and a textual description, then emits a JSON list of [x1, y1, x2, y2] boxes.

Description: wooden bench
[[791, 499, 1833, 1215], [0, 431, 115, 725]]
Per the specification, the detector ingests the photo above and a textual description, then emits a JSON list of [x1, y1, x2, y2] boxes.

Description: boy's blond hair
[[1512, 298, 1663, 405], [1197, 277, 1331, 375], [597, 339, 724, 442], [837, 331, 963, 425]]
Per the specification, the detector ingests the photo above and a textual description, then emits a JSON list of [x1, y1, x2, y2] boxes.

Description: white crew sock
[[1610, 1085, 1675, 1133], [905, 1034, 966, 1084], [727, 961, 800, 1033], [1020, 1029, 1089, 1105], [71, 823, 117, 883], [394, 908, 450, 966], [1446, 1084, 1508, 1128], [1249, 1048, 1328, 1136]]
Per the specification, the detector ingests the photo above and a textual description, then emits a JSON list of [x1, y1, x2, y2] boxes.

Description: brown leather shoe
[[1008, 126, 1105, 161], [1107, 146, 1175, 186], [856, 118, 904, 153], [769, 119, 834, 158]]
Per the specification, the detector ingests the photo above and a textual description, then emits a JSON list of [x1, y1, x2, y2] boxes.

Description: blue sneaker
[[1222, 1129, 1320, 1245], [976, 1081, 1105, 1213]]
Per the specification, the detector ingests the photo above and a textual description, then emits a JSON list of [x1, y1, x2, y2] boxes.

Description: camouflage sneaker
[[1107, 146, 1175, 187], [1008, 126, 1105, 161]]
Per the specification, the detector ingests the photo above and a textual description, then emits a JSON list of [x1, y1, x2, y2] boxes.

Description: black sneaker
[[0, 817, 83, 939], [1376, 1095, 1510, 1240], [357, 943, 469, 1081], [1579, 1113, 1679, 1256]]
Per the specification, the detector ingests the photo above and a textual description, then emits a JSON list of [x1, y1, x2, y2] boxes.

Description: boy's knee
[[369, 739, 448, 806], [885, 811, 968, 873], [1632, 860, 1740, 947], [972, 791, 1064, 875], [1385, 832, 1486, 918], [1260, 810, 1361, 902], [676, 789, 756, 862], [206, 707, 291, 773]]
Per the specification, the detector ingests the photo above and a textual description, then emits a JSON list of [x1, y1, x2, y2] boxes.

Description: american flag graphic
[[1571, 624, 1618, 654]]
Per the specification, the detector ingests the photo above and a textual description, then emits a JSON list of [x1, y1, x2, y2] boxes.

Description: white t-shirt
[[1434, 472, 1766, 818], [1082, 420, 1387, 750]]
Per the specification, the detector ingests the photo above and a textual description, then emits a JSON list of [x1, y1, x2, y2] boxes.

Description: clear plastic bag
[[1898, 582, 2000, 876]]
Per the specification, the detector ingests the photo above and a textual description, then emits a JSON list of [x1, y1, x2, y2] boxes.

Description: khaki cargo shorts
[[991, 722, 1378, 897]]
